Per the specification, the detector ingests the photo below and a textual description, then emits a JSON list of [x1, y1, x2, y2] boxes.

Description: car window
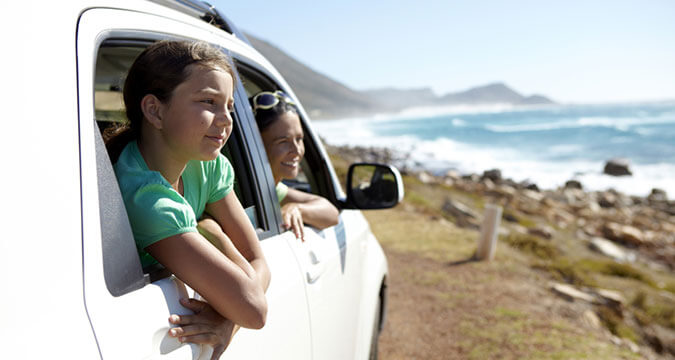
[[92, 39, 273, 283], [234, 60, 337, 205]]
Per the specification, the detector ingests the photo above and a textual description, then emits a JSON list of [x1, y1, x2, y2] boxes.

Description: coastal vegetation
[[327, 144, 675, 359]]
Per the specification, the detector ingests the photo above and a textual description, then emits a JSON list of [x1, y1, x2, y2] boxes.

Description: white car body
[[0, 1, 401, 359]]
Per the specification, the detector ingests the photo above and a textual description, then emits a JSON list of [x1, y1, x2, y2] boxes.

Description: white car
[[0, 1, 403, 359]]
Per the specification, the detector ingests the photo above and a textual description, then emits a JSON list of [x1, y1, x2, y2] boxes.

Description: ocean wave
[[313, 104, 675, 197], [451, 118, 467, 127], [314, 131, 675, 196], [484, 114, 675, 133]]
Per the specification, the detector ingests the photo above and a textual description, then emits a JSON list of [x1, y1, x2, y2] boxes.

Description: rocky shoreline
[[328, 143, 675, 271], [328, 143, 675, 357]]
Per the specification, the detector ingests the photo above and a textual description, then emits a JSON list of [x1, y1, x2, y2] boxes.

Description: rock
[[444, 169, 461, 181], [481, 177, 495, 190], [643, 324, 675, 356], [547, 208, 575, 227], [598, 191, 618, 208], [647, 188, 668, 203], [589, 237, 636, 263], [564, 179, 583, 190], [603, 158, 632, 176], [594, 288, 626, 307], [510, 224, 528, 234], [503, 212, 519, 223], [482, 169, 502, 182], [442, 198, 478, 219], [602, 222, 645, 247], [522, 189, 544, 202], [581, 309, 601, 329], [624, 339, 640, 354], [528, 225, 554, 239], [550, 283, 595, 303], [417, 171, 437, 184], [525, 183, 540, 191], [462, 173, 480, 182]]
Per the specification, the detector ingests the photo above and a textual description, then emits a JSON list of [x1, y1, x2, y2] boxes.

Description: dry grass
[[328, 147, 674, 358]]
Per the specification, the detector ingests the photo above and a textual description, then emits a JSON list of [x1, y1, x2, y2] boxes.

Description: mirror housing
[[342, 163, 404, 210]]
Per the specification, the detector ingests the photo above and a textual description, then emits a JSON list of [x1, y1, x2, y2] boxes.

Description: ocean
[[312, 102, 675, 197]]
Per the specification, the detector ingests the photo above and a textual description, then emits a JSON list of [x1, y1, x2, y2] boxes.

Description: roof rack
[[148, 0, 251, 45]]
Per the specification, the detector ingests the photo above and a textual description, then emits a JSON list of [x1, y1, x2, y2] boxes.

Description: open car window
[[234, 60, 337, 205], [92, 38, 275, 288]]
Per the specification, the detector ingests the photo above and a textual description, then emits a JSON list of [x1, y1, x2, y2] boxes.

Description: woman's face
[[158, 64, 235, 163], [261, 111, 304, 184]]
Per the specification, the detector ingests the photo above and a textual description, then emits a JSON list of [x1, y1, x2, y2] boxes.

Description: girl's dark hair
[[251, 95, 298, 133], [104, 40, 234, 162]]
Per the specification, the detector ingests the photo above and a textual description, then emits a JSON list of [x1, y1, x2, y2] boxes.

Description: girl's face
[[261, 111, 304, 184], [159, 64, 234, 162]]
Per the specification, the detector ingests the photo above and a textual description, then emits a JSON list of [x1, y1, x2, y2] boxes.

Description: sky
[[212, 0, 675, 104]]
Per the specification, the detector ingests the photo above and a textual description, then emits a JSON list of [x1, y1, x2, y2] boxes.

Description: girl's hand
[[281, 203, 304, 241], [168, 298, 239, 360]]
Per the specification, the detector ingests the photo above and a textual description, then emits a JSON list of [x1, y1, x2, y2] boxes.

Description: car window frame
[[90, 31, 281, 294], [232, 58, 342, 209]]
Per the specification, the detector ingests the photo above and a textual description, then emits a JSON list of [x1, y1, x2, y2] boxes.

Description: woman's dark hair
[[251, 95, 298, 133], [104, 40, 234, 162]]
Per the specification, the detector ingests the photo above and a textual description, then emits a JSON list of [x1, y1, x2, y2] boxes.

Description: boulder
[[603, 158, 632, 176], [581, 309, 601, 329], [482, 168, 502, 183], [417, 171, 437, 184], [528, 225, 554, 239], [444, 170, 461, 181], [602, 222, 645, 247], [564, 179, 583, 190], [589, 237, 635, 262], [647, 188, 668, 203], [594, 288, 626, 307], [550, 283, 595, 303], [597, 191, 617, 208], [442, 198, 478, 219]]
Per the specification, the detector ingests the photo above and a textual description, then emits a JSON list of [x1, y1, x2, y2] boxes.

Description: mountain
[[438, 83, 554, 105], [244, 34, 555, 119], [245, 34, 379, 119]]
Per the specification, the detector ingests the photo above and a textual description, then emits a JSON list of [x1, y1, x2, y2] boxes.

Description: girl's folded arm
[[146, 230, 267, 329], [206, 191, 271, 292]]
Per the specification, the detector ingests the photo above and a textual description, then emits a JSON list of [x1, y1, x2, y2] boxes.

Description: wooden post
[[476, 204, 502, 261]]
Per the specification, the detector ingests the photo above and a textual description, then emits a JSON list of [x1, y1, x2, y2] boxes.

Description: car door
[[231, 61, 371, 359], [78, 7, 311, 360]]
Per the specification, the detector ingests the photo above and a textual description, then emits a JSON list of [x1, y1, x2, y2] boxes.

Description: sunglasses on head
[[252, 90, 296, 114]]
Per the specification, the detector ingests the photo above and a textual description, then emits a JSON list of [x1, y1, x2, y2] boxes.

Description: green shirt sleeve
[[126, 182, 198, 251], [207, 154, 235, 203], [276, 182, 288, 203]]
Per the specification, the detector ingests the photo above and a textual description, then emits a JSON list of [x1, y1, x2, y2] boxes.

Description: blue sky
[[213, 0, 675, 104]]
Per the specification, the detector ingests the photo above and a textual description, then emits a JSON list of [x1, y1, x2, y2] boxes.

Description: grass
[[632, 291, 675, 329], [457, 307, 639, 360], [502, 232, 561, 260], [327, 148, 674, 358]]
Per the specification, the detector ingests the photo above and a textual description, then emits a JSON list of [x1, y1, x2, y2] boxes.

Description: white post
[[476, 204, 502, 261]]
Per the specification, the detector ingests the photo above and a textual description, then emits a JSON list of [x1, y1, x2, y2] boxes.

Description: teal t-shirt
[[276, 182, 288, 203], [114, 141, 234, 268]]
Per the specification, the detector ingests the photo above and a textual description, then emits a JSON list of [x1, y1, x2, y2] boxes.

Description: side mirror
[[344, 163, 404, 210]]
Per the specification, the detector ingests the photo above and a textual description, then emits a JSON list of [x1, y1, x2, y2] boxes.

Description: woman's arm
[[280, 187, 340, 239]]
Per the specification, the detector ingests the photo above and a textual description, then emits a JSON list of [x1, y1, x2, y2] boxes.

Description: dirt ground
[[376, 246, 649, 360]]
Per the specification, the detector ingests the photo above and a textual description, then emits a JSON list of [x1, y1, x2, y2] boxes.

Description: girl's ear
[[140, 94, 164, 130]]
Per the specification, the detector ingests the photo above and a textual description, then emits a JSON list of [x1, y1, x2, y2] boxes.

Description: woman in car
[[105, 40, 270, 358], [252, 90, 339, 240]]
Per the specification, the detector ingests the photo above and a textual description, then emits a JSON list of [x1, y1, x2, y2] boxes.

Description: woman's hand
[[168, 298, 239, 360], [281, 202, 304, 241]]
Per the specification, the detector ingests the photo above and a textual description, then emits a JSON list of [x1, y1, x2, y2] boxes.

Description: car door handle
[[306, 249, 325, 283]]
